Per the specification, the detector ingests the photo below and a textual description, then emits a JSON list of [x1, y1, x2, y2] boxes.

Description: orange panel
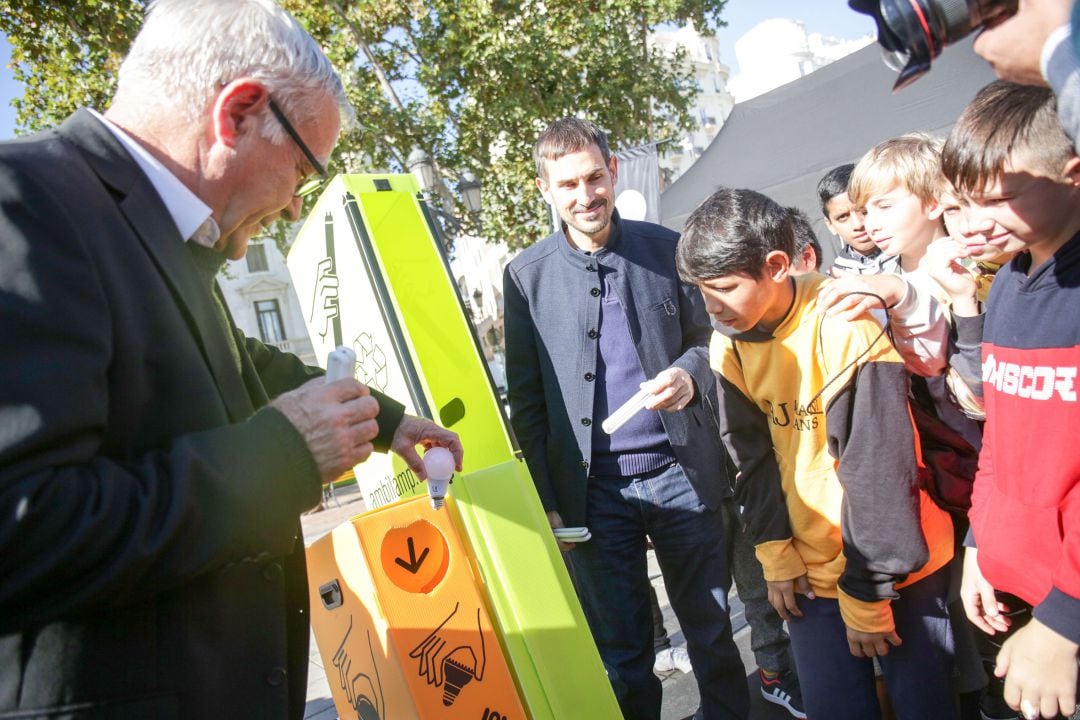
[[356, 497, 527, 720], [307, 521, 421, 720]]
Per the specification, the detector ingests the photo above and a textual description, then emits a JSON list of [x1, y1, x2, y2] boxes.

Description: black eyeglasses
[[268, 97, 330, 198]]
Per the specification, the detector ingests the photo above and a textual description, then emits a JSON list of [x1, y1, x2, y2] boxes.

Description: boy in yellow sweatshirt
[[676, 187, 956, 720]]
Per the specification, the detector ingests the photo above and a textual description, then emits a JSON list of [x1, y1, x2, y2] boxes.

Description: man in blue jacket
[[503, 117, 748, 720]]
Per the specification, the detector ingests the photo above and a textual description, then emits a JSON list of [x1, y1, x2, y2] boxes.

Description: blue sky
[[0, 33, 17, 139], [0, 2, 876, 139]]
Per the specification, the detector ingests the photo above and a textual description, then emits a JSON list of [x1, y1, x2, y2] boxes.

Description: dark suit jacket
[[503, 214, 734, 528], [0, 110, 404, 719]]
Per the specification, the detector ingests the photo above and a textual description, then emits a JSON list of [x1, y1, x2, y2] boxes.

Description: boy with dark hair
[[941, 79, 1080, 720], [677, 187, 956, 719], [786, 206, 822, 274], [818, 163, 900, 276]]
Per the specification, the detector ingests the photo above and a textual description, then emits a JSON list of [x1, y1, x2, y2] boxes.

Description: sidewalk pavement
[[300, 484, 789, 720]]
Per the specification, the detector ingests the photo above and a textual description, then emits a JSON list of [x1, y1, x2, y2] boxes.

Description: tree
[[0, 0, 726, 249]]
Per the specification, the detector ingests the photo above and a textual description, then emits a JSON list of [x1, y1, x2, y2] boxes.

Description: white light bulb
[[422, 447, 455, 509]]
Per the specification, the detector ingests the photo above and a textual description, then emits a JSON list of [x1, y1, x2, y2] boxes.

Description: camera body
[[849, 0, 1017, 89]]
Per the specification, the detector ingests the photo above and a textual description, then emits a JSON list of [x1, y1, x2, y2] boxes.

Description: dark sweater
[[586, 254, 676, 477]]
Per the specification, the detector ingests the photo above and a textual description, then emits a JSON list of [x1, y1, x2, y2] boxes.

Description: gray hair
[[533, 117, 612, 180], [117, 0, 353, 144]]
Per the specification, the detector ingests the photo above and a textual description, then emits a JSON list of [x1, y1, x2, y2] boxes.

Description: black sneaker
[[759, 668, 807, 719]]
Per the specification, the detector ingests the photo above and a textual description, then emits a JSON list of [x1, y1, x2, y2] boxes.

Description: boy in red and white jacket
[[943, 80, 1080, 720]]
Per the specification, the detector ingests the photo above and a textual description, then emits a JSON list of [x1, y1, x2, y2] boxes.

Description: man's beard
[[561, 199, 611, 237]]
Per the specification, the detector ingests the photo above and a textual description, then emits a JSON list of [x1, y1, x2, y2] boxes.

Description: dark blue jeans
[[787, 565, 956, 720], [722, 499, 792, 673], [566, 463, 749, 720]]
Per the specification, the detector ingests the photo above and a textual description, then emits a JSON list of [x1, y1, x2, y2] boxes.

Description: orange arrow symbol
[[394, 536, 429, 574]]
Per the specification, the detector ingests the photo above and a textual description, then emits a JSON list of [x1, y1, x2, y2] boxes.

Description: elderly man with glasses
[[0, 1, 460, 718]]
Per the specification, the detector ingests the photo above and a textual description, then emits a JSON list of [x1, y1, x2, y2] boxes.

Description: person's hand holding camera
[[972, 0, 1072, 86]]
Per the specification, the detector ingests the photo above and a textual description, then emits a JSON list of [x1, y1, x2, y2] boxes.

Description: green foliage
[[0, 1, 142, 130], [0, 0, 725, 249]]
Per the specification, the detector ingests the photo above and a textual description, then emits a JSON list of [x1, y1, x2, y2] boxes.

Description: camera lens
[[849, 0, 1017, 89], [880, 0, 938, 89], [881, 46, 913, 74]]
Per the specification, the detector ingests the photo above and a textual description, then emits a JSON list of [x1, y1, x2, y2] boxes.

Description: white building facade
[[449, 232, 512, 397], [650, 23, 736, 186], [219, 238, 317, 367]]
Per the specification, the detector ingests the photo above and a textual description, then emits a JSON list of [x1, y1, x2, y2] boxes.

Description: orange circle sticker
[[380, 520, 450, 594]]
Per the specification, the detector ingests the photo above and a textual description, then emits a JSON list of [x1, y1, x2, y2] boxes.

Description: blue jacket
[[503, 213, 732, 527]]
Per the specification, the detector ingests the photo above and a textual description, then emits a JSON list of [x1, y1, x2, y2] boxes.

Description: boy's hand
[[996, 618, 1078, 719], [817, 271, 907, 322], [846, 627, 902, 658], [922, 238, 979, 316], [961, 547, 1013, 634], [641, 367, 695, 412], [766, 575, 815, 620]]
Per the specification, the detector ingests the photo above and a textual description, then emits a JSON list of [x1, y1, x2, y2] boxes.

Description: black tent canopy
[[659, 38, 997, 268]]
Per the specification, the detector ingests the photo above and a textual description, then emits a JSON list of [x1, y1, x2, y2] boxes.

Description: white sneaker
[[653, 647, 676, 673], [654, 646, 694, 674], [670, 645, 693, 674]]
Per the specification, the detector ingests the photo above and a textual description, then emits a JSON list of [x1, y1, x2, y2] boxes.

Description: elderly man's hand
[[389, 415, 463, 481], [546, 511, 576, 552], [271, 376, 380, 482]]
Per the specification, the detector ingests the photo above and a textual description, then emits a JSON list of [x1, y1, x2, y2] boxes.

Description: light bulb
[[422, 447, 455, 510]]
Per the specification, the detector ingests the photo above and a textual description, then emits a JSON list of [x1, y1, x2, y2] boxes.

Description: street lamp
[[459, 171, 481, 215], [472, 287, 484, 320], [407, 149, 482, 252], [407, 146, 437, 192]]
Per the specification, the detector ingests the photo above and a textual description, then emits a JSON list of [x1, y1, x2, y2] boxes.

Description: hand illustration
[[311, 256, 340, 340], [408, 602, 488, 706], [331, 616, 385, 720]]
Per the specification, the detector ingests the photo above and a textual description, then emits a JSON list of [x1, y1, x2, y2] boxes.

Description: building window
[[255, 299, 285, 344], [246, 243, 269, 273]]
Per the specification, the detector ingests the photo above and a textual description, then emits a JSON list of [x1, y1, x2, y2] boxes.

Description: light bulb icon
[[422, 446, 455, 510], [441, 649, 477, 706]]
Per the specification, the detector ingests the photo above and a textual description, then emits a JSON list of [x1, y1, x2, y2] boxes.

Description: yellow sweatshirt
[[710, 273, 953, 633]]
